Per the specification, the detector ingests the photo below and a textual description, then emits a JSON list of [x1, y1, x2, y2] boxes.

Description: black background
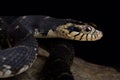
[[0, 1, 119, 68]]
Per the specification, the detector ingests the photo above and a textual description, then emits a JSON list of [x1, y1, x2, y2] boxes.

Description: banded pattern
[[0, 15, 103, 78], [14, 16, 103, 41], [55, 23, 103, 41]]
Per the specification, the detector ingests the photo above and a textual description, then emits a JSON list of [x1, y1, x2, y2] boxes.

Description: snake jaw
[[55, 23, 103, 41]]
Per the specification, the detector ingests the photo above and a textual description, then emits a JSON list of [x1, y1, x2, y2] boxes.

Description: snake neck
[[34, 28, 59, 38], [6, 15, 103, 41], [26, 15, 69, 38]]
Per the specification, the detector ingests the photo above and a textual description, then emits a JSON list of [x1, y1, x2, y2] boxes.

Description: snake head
[[56, 23, 103, 41]]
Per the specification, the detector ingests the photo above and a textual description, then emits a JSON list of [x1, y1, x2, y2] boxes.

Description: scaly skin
[[11, 16, 103, 41], [0, 15, 103, 79]]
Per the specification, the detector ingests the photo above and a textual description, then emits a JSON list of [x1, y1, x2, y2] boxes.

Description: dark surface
[[0, 1, 119, 69], [1, 48, 120, 80], [0, 2, 119, 80]]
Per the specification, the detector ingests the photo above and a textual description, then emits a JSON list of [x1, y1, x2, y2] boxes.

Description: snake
[[0, 15, 103, 78]]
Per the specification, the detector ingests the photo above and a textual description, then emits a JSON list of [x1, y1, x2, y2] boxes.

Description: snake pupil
[[85, 27, 91, 32]]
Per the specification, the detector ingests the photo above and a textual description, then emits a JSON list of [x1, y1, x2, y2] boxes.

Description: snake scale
[[0, 15, 103, 79]]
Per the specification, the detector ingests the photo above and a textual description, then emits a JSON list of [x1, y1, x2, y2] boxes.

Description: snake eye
[[67, 26, 81, 32], [85, 27, 92, 32]]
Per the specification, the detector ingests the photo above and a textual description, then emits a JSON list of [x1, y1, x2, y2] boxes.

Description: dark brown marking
[[79, 33, 84, 40]]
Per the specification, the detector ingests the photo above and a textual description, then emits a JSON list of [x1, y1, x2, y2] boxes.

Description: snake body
[[0, 15, 103, 78]]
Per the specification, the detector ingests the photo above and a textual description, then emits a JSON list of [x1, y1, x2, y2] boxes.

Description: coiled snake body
[[0, 15, 103, 78]]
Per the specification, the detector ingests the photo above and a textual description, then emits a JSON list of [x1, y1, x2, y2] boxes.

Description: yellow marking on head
[[64, 23, 73, 28], [69, 31, 79, 37], [62, 29, 69, 34], [67, 34, 74, 39], [81, 34, 87, 41], [34, 28, 58, 38], [75, 33, 84, 40], [47, 29, 57, 37], [87, 34, 92, 41], [97, 31, 103, 40], [55, 22, 103, 41], [91, 35, 96, 41], [34, 28, 42, 38]]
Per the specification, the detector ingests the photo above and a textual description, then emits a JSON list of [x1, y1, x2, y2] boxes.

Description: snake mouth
[[77, 30, 103, 41], [66, 30, 103, 41]]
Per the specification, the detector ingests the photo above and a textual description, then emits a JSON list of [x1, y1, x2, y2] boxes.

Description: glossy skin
[[14, 16, 103, 41], [0, 16, 103, 78], [55, 23, 103, 41]]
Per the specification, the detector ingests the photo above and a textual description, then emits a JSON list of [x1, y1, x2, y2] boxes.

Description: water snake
[[0, 15, 103, 79]]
